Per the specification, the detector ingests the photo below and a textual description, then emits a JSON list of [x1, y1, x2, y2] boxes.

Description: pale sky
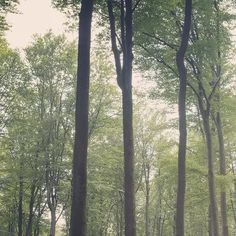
[[4, 0, 157, 95], [6, 0, 76, 49]]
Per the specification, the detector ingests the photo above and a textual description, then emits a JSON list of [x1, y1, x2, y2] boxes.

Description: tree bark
[[175, 1, 192, 235], [156, 182, 163, 236], [69, 0, 93, 235], [233, 180, 236, 233], [213, 0, 228, 233], [155, 169, 164, 236], [50, 209, 56, 236], [202, 112, 219, 236], [144, 164, 150, 236], [18, 173, 23, 236], [122, 67, 136, 236], [208, 205, 213, 236], [214, 112, 228, 236], [26, 184, 37, 236], [122, 1, 136, 235], [107, 0, 136, 235]]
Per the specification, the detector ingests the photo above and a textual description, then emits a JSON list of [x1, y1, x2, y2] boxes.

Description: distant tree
[[0, 38, 26, 132], [25, 33, 76, 236], [0, 0, 18, 32]]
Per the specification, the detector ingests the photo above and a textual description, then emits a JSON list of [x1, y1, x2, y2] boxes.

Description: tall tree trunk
[[122, 65, 136, 236], [69, 0, 93, 235], [107, 0, 136, 235], [26, 184, 37, 236], [156, 185, 162, 236], [229, 146, 236, 231], [155, 169, 164, 236], [8, 210, 14, 236], [34, 225, 39, 236], [233, 180, 236, 234], [175, 1, 192, 235], [18, 174, 23, 236], [34, 210, 41, 236], [123, 1, 136, 235], [50, 209, 56, 236], [202, 112, 219, 236], [208, 205, 213, 236], [215, 112, 228, 236], [144, 164, 150, 236], [213, 0, 228, 233]]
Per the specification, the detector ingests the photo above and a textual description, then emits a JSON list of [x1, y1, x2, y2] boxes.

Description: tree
[[0, 0, 18, 33], [134, 1, 235, 234], [70, 0, 93, 235], [0, 37, 27, 132], [175, 0, 192, 235], [211, 2, 229, 235], [25, 32, 76, 236], [133, 105, 170, 236], [107, 0, 136, 235]]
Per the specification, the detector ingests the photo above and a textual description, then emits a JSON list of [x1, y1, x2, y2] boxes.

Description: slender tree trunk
[[156, 186, 162, 236], [26, 192, 34, 236], [233, 180, 236, 234], [107, 0, 136, 235], [50, 209, 56, 236], [202, 112, 219, 236], [115, 204, 119, 236], [123, 1, 136, 235], [34, 211, 41, 236], [155, 169, 163, 236], [214, 112, 229, 236], [229, 147, 236, 231], [18, 174, 23, 236], [212, 0, 228, 233], [175, 1, 192, 235], [69, 0, 93, 235], [120, 194, 124, 236], [122, 77, 136, 236], [145, 165, 150, 236], [26, 184, 38, 236], [8, 215, 14, 236], [34, 225, 39, 236], [145, 190, 150, 236], [208, 205, 213, 236], [173, 214, 176, 236]]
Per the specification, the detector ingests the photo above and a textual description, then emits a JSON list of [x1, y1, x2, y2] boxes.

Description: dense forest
[[1, 0, 236, 235]]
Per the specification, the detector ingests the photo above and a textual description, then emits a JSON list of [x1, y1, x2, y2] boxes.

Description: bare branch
[[142, 32, 178, 50], [137, 43, 178, 76], [187, 81, 201, 101], [115, 32, 123, 50], [185, 55, 210, 107], [170, 10, 183, 38], [208, 76, 221, 102], [107, 0, 123, 89], [132, 0, 142, 13]]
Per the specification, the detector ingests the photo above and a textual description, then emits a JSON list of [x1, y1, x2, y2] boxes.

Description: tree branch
[[107, 0, 123, 89], [170, 10, 183, 38], [137, 43, 178, 76], [142, 32, 178, 50], [132, 0, 142, 13], [208, 76, 221, 102], [186, 81, 201, 100]]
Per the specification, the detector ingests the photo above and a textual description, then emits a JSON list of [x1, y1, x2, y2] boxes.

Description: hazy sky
[[6, 0, 75, 49]]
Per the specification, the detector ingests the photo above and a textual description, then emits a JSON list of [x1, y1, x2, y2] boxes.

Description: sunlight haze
[[6, 0, 74, 49]]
